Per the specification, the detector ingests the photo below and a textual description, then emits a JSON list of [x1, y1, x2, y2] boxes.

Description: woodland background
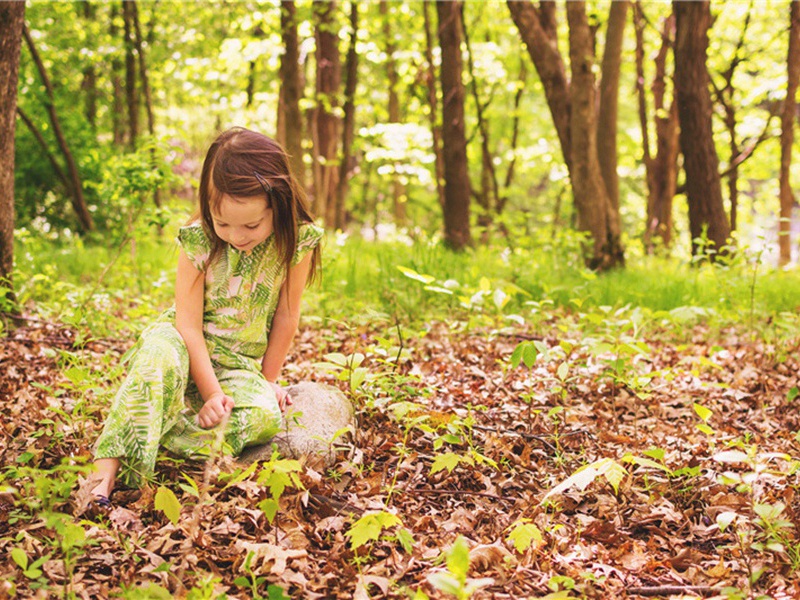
[[1, 1, 800, 599]]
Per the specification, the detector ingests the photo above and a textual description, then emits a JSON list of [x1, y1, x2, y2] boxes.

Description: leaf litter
[[0, 314, 799, 599]]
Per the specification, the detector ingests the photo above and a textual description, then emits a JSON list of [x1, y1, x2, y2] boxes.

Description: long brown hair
[[194, 127, 319, 282]]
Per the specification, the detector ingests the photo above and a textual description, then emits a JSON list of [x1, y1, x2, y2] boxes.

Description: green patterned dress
[[94, 222, 323, 485]]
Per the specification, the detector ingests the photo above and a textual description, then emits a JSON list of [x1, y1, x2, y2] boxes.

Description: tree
[[436, 0, 472, 250], [312, 0, 341, 225], [0, 0, 25, 310], [673, 0, 731, 258], [22, 25, 94, 232], [779, 1, 800, 266], [334, 1, 359, 231], [277, 0, 305, 184], [422, 0, 445, 211], [508, 1, 624, 269], [381, 0, 407, 225], [635, 6, 680, 251], [123, 0, 139, 150]]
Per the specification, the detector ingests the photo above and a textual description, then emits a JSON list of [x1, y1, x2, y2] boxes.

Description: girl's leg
[[93, 322, 190, 493], [91, 458, 120, 498]]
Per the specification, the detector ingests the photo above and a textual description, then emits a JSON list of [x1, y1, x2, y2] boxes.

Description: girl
[[87, 127, 322, 506]]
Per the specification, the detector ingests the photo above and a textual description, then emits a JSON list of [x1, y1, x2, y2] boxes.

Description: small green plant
[[256, 450, 304, 524], [426, 536, 493, 599], [346, 510, 413, 554]]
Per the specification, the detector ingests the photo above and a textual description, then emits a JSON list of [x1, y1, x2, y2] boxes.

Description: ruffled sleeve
[[177, 223, 212, 271], [292, 223, 324, 266]]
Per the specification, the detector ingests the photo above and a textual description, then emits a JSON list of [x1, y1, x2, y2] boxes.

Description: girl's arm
[[261, 252, 314, 389], [174, 250, 233, 426]]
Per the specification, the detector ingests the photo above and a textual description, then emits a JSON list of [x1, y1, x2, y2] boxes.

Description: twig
[[473, 424, 591, 443], [405, 488, 513, 504], [627, 586, 721, 597]]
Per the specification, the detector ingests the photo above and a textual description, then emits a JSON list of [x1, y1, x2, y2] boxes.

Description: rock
[[238, 382, 354, 468]]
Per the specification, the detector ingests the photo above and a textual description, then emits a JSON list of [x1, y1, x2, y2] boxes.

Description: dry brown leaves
[[1, 316, 799, 599]]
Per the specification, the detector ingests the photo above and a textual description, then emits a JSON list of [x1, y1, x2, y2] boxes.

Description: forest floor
[[1, 313, 800, 599]]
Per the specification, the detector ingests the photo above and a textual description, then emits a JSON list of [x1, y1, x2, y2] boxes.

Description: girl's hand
[[268, 381, 292, 412], [197, 392, 234, 428]]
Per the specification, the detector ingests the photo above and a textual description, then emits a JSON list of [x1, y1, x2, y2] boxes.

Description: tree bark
[[566, 1, 623, 270], [111, 3, 125, 146], [436, 0, 472, 250], [637, 6, 680, 251], [278, 1, 305, 184], [0, 0, 25, 309], [673, 0, 730, 258], [422, 0, 445, 210], [23, 25, 94, 232], [80, 2, 98, 130], [596, 1, 628, 213], [334, 0, 359, 231], [462, 2, 499, 229], [506, 0, 571, 174], [123, 0, 139, 150], [779, 1, 800, 265], [313, 0, 341, 226], [497, 59, 528, 215], [381, 0, 407, 225]]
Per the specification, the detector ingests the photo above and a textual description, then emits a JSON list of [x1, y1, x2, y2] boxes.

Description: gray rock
[[238, 382, 354, 467]]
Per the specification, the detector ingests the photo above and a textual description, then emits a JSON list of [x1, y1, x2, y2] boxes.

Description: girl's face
[[211, 195, 273, 254]]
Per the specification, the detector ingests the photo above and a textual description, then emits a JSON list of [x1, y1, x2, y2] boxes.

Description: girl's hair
[[194, 127, 319, 282]]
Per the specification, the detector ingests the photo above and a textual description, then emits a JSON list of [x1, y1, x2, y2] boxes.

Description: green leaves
[[506, 519, 544, 553], [543, 458, 627, 502], [346, 510, 403, 550], [155, 486, 182, 525]]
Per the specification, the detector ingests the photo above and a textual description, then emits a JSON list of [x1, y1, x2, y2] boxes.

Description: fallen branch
[[406, 488, 513, 504], [627, 585, 721, 597]]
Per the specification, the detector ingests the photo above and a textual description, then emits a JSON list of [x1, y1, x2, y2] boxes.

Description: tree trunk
[[131, 0, 160, 208], [673, 0, 730, 258], [436, 0, 472, 250], [0, 0, 25, 309], [80, 2, 98, 130], [566, 1, 623, 270], [381, 0, 407, 226], [23, 25, 94, 232], [334, 0, 358, 231], [506, 0, 571, 175], [111, 3, 125, 146], [497, 59, 527, 215], [462, 2, 499, 230], [779, 1, 800, 266], [123, 0, 138, 150], [313, 0, 341, 226], [278, 1, 305, 184], [596, 1, 628, 213], [637, 6, 679, 251], [422, 0, 445, 210]]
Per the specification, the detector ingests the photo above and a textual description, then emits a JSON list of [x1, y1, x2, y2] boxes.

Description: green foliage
[[255, 450, 304, 524], [154, 485, 182, 524], [426, 536, 494, 600], [346, 510, 403, 551]]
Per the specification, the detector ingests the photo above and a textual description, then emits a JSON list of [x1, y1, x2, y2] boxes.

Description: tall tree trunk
[[381, 0, 407, 226], [497, 59, 528, 215], [462, 2, 499, 230], [436, 0, 472, 250], [673, 1, 731, 258], [596, 1, 628, 213], [131, 0, 160, 208], [637, 6, 679, 251], [80, 2, 98, 131], [566, 1, 623, 270], [334, 0, 358, 231], [111, 3, 125, 146], [278, 0, 305, 184], [506, 1, 572, 175], [123, 0, 139, 150], [312, 0, 341, 225], [23, 26, 94, 232], [422, 0, 445, 209], [711, 1, 753, 234], [0, 0, 25, 310], [779, 1, 800, 266]]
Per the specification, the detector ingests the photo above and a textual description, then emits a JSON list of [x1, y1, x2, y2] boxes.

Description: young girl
[[88, 127, 322, 505]]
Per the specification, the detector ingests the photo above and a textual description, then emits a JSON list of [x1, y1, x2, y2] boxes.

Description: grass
[[11, 208, 800, 340]]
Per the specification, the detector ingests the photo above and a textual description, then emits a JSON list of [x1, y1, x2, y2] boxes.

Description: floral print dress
[[94, 221, 323, 485]]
